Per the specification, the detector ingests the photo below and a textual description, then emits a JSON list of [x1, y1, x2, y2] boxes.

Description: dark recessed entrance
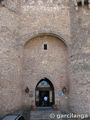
[[35, 78, 54, 107]]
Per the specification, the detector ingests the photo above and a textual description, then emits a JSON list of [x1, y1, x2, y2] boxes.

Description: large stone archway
[[22, 34, 68, 110]]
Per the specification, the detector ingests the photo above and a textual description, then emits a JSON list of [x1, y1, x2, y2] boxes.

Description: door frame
[[35, 78, 55, 107]]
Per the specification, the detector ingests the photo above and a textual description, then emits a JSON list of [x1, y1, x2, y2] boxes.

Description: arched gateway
[[23, 34, 68, 109], [35, 78, 54, 107]]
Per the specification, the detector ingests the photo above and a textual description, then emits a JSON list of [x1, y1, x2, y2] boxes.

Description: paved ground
[[0, 109, 89, 120], [22, 107, 90, 120], [23, 109, 30, 120]]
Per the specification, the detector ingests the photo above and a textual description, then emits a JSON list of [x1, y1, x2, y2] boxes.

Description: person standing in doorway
[[44, 96, 48, 106]]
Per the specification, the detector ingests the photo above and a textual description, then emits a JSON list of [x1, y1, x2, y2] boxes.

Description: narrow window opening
[[77, 1, 82, 6], [0, 0, 3, 3], [0, 0, 5, 7], [84, 0, 88, 5], [44, 44, 47, 50]]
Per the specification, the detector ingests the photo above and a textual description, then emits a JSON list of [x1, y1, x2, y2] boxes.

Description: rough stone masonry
[[0, 0, 90, 118]]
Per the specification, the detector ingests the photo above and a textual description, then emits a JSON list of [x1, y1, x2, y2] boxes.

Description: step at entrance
[[30, 107, 62, 120]]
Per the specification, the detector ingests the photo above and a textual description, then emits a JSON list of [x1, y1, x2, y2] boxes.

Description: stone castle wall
[[69, 1, 90, 115], [0, 0, 90, 117]]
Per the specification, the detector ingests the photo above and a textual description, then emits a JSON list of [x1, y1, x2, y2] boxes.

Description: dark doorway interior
[[35, 78, 54, 107], [39, 91, 49, 106]]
